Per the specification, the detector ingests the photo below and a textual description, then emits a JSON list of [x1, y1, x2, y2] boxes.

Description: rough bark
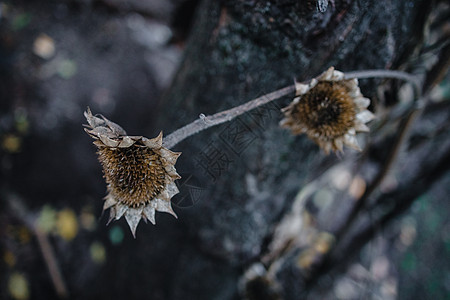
[[154, 0, 446, 299]]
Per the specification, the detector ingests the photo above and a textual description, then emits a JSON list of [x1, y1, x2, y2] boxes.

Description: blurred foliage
[[108, 225, 125, 245], [397, 175, 450, 299], [90, 241, 106, 264], [8, 272, 29, 300], [56, 208, 79, 241], [36, 205, 57, 233]]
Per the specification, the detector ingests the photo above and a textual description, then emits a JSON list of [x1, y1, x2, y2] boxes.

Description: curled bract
[[280, 67, 375, 154], [84, 108, 181, 237]]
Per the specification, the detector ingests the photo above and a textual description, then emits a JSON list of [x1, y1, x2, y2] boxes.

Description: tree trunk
[[155, 0, 448, 299]]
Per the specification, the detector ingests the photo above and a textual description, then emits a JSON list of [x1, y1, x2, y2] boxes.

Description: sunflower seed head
[[84, 108, 181, 236], [281, 68, 375, 154]]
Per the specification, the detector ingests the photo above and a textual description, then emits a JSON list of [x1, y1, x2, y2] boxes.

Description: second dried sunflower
[[280, 67, 375, 154]]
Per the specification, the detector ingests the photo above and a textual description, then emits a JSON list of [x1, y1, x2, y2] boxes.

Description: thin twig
[[34, 228, 69, 298], [162, 85, 296, 148]]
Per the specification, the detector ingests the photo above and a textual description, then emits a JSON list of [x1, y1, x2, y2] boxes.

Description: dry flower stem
[[344, 69, 422, 97], [163, 69, 420, 149], [162, 85, 296, 148]]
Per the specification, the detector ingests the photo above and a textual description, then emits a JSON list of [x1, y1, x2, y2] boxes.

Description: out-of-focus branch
[[5, 195, 69, 299], [325, 142, 450, 278], [423, 43, 450, 92], [337, 40, 450, 240], [336, 106, 420, 239], [34, 228, 69, 299]]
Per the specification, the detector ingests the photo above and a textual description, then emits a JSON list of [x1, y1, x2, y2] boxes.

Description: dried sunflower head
[[84, 108, 181, 237], [280, 67, 375, 154]]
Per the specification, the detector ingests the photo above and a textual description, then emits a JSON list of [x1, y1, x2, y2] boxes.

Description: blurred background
[[1, 0, 449, 299]]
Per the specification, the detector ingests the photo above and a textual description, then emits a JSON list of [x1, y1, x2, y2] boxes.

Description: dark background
[[1, 0, 449, 299]]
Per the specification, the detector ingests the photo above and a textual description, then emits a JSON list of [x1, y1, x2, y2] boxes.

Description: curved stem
[[163, 85, 296, 148], [344, 69, 422, 97]]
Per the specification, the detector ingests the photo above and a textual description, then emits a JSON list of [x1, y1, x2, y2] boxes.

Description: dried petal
[[333, 137, 344, 153], [166, 182, 179, 198], [84, 107, 106, 128], [103, 195, 117, 210], [354, 97, 371, 109], [118, 136, 135, 148], [154, 199, 177, 218], [295, 82, 310, 96], [107, 206, 116, 225], [344, 133, 361, 151], [159, 148, 181, 165], [99, 135, 120, 147], [356, 110, 375, 123], [125, 207, 143, 238], [354, 121, 370, 132], [101, 116, 127, 136], [143, 206, 156, 225], [142, 131, 163, 148], [115, 203, 128, 220]]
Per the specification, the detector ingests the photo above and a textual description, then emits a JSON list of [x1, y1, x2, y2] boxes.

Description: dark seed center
[[98, 145, 166, 207], [293, 81, 355, 138]]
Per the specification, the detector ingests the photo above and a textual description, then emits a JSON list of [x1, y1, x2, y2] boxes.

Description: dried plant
[[84, 108, 181, 237], [84, 67, 421, 236], [280, 67, 375, 154]]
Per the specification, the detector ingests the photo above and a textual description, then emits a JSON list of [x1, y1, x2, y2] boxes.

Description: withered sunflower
[[280, 67, 375, 154], [84, 108, 181, 236]]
